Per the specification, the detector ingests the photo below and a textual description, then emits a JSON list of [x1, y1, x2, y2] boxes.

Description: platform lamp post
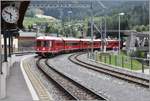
[[118, 12, 124, 54], [99, 19, 103, 51], [90, 2, 94, 59], [59, 8, 63, 37], [103, 16, 107, 53], [68, 11, 72, 37]]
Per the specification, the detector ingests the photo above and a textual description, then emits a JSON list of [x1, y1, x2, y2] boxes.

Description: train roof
[[81, 39, 102, 42], [36, 36, 119, 42], [93, 39, 102, 41], [62, 37, 81, 41], [106, 39, 119, 41], [36, 36, 63, 41], [80, 39, 91, 41]]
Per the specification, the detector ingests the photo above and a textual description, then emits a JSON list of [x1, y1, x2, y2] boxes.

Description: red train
[[36, 36, 120, 56]]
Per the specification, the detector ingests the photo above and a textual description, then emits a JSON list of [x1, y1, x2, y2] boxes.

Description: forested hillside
[[24, 1, 149, 36]]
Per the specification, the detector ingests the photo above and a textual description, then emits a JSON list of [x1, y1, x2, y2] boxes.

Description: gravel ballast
[[47, 53, 150, 101]]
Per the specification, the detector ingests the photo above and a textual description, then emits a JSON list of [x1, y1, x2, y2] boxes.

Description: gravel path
[[47, 53, 150, 101]]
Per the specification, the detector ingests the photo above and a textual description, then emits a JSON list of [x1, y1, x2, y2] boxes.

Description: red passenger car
[[36, 36, 121, 57], [81, 39, 101, 50], [93, 39, 101, 49], [106, 39, 119, 49], [80, 39, 91, 50], [36, 36, 63, 55], [63, 38, 81, 52]]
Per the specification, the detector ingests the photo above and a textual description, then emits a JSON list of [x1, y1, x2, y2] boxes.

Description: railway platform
[[81, 53, 149, 79], [0, 54, 51, 101], [136, 69, 149, 74]]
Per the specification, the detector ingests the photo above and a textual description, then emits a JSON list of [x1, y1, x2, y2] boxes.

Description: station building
[[19, 31, 43, 51], [1, 31, 43, 53], [1, 35, 18, 53]]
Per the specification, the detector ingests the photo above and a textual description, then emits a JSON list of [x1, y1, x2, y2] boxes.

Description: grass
[[95, 52, 143, 70]]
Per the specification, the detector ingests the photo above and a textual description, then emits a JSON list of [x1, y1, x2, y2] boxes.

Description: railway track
[[36, 57, 107, 100], [69, 53, 149, 88]]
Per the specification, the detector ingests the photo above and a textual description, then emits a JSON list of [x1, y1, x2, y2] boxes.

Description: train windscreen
[[37, 40, 49, 47]]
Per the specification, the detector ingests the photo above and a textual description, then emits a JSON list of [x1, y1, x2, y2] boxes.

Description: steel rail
[[45, 58, 106, 100], [36, 58, 78, 100], [37, 57, 106, 100]]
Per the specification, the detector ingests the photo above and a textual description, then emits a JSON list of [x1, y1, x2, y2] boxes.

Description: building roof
[[19, 31, 43, 37]]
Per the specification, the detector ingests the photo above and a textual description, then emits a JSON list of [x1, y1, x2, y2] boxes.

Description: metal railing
[[87, 51, 149, 73]]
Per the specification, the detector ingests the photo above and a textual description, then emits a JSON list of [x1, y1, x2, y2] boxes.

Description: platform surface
[[1, 56, 32, 101]]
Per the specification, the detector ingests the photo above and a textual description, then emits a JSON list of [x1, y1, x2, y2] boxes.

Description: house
[[18, 31, 43, 51]]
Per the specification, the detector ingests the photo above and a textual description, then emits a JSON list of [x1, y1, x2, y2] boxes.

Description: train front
[[36, 36, 50, 56]]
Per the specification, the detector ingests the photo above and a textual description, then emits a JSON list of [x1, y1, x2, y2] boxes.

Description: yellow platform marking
[[23, 60, 53, 101]]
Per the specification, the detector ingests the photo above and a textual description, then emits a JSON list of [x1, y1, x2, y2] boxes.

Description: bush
[[133, 25, 148, 32], [132, 50, 146, 58]]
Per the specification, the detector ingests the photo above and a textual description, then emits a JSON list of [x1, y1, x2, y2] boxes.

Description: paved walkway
[[136, 69, 150, 74], [1, 57, 32, 101]]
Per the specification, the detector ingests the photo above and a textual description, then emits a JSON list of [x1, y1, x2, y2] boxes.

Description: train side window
[[55, 42, 61, 46], [72, 43, 78, 46], [65, 42, 79, 46], [44, 41, 49, 47], [37, 41, 41, 46], [49, 41, 52, 47]]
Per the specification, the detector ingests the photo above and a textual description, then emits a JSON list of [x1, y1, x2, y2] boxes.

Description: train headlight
[[42, 47, 45, 51]]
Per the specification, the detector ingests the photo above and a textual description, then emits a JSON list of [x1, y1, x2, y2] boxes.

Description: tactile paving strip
[[22, 60, 52, 101]]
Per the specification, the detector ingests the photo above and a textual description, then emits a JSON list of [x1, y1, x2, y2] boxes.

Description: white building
[[1, 35, 18, 53]]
